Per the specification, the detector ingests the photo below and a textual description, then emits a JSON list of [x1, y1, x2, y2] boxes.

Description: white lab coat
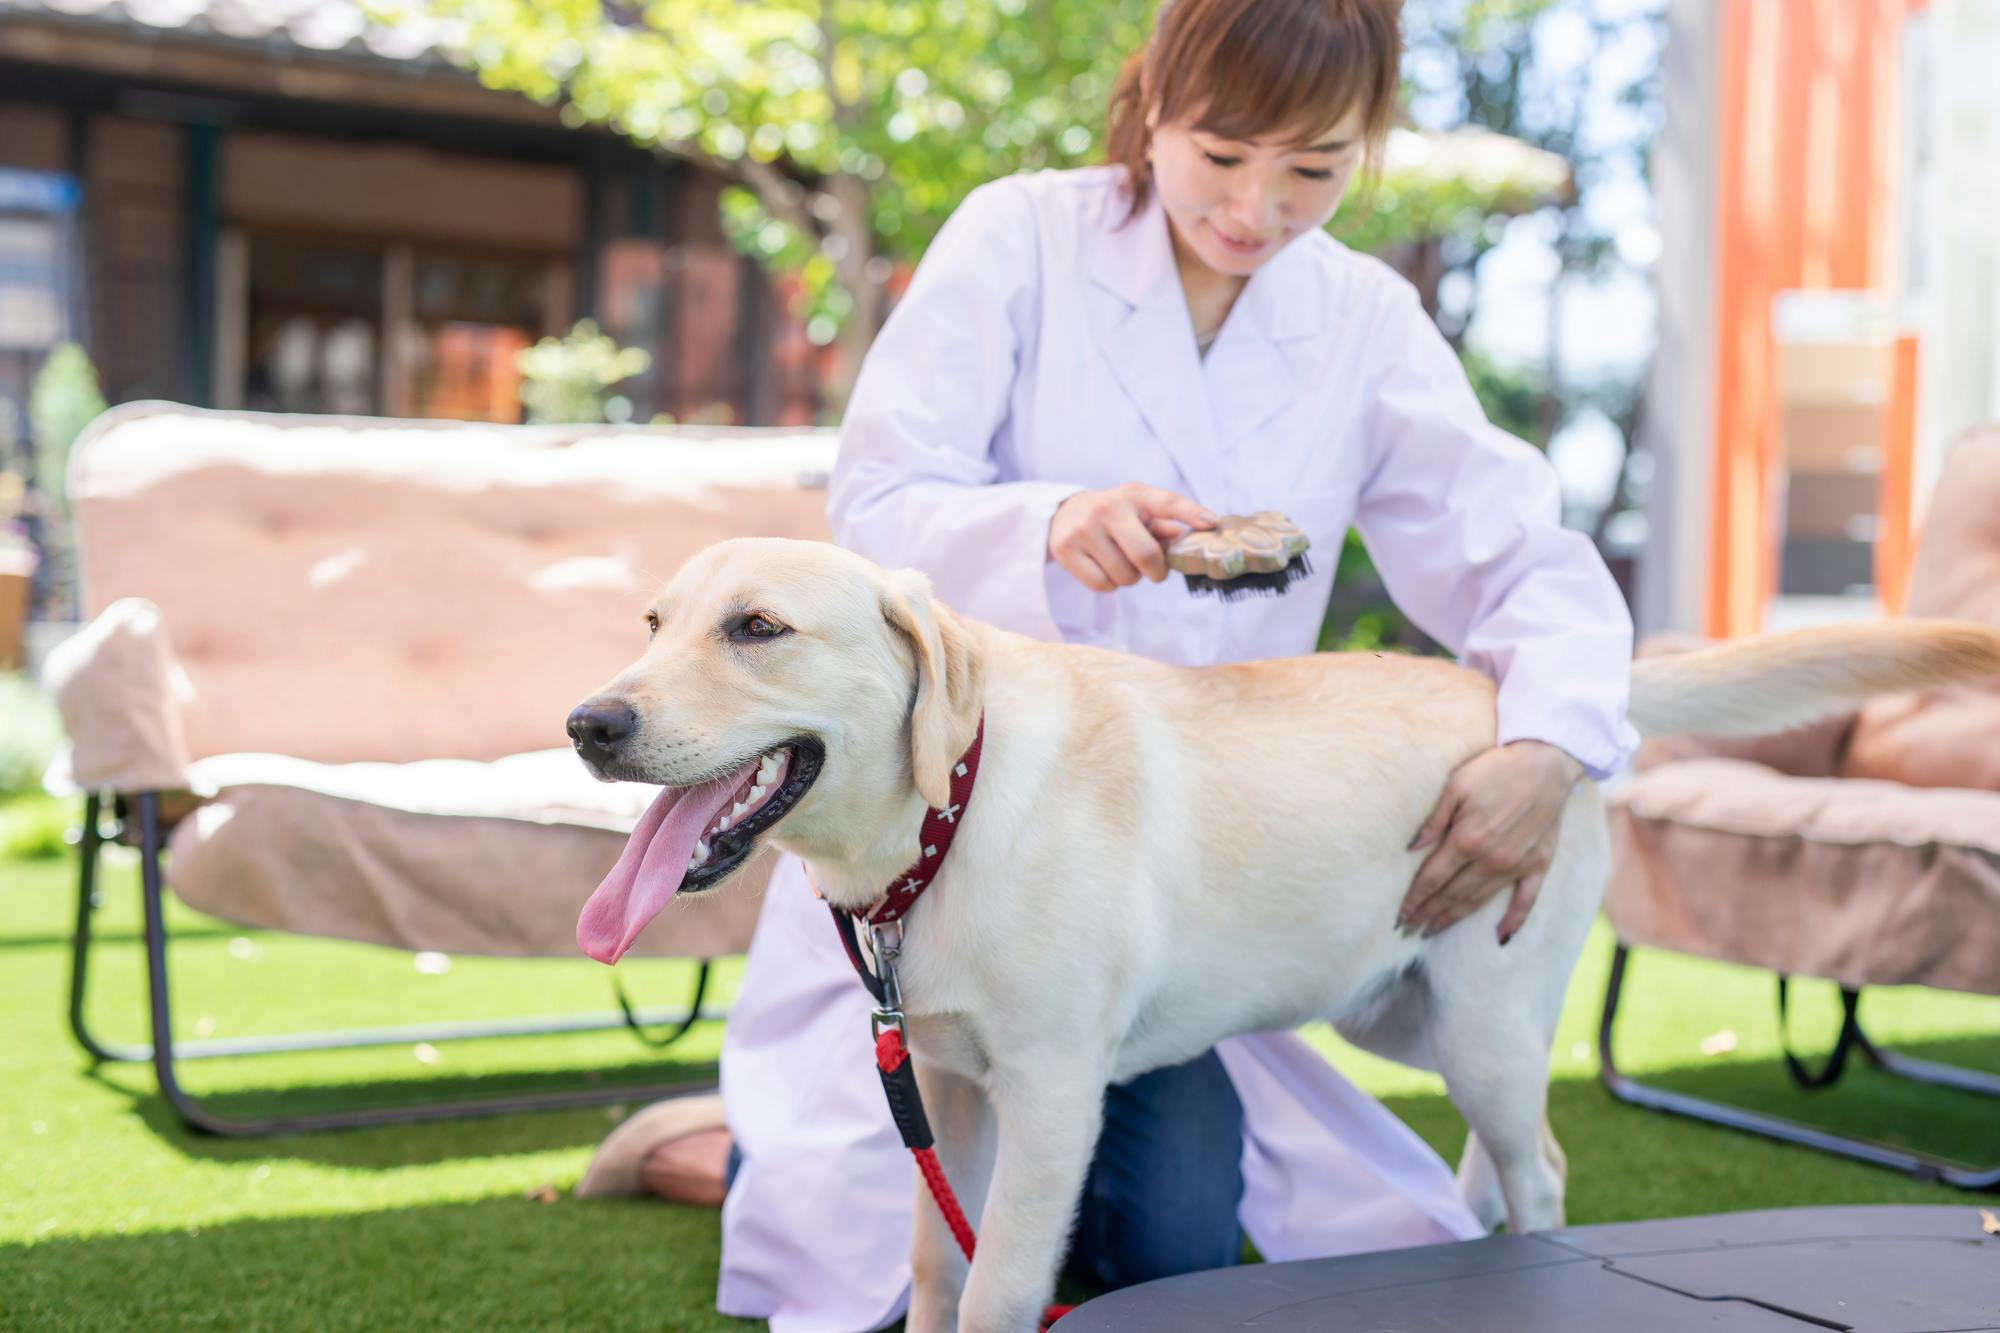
[[716, 165, 1638, 1332]]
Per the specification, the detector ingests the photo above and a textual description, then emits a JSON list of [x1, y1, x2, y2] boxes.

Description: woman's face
[[1148, 104, 1368, 278]]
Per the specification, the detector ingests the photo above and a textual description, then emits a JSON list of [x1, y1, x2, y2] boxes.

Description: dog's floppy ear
[[879, 568, 985, 809]]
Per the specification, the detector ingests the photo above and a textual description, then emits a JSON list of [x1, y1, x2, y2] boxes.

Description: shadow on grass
[[1595, 1031, 2000, 1170], [1372, 1031, 1999, 1227], [0, 924, 246, 952], [85, 1054, 720, 1170], [87, 1015, 1998, 1184], [0, 1193, 752, 1333]]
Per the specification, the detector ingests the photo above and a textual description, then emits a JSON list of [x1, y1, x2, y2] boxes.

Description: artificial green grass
[[2, 803, 1996, 1330]]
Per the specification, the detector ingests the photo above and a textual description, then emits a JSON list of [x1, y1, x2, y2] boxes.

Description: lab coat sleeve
[[827, 177, 1085, 641], [1353, 285, 1639, 780]]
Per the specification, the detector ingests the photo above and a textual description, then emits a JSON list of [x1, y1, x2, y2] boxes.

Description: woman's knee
[[1074, 1050, 1245, 1289]]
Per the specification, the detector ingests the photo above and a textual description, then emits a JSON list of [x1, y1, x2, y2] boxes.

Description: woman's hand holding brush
[[1048, 483, 1218, 592]]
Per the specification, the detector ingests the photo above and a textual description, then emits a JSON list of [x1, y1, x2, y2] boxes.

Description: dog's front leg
[[958, 1058, 1107, 1333], [907, 1060, 996, 1333]]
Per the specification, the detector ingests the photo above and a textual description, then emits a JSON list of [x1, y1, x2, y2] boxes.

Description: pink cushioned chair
[[44, 403, 836, 1135], [1600, 426, 2000, 1188]]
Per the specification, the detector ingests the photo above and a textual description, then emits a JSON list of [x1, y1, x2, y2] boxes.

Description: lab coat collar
[[1086, 184, 1320, 507]]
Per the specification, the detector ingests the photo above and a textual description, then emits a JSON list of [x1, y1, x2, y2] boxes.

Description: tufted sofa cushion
[[70, 403, 838, 766]]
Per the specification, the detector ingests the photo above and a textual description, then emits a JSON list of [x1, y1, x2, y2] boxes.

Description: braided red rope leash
[[878, 1028, 980, 1258], [872, 968, 1074, 1329]]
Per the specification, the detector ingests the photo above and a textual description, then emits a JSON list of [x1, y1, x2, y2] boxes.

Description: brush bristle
[[1182, 555, 1313, 601]]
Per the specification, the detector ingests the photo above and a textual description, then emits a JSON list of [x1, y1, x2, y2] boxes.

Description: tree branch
[[655, 139, 821, 244], [819, 0, 860, 134]]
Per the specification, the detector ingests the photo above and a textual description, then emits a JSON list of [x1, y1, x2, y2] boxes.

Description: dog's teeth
[[731, 800, 750, 818], [696, 838, 709, 859], [715, 814, 731, 832], [749, 784, 767, 802]]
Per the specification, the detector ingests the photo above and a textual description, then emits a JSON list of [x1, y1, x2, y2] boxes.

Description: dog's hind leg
[[1427, 1013, 1564, 1233], [907, 1059, 997, 1333], [1330, 969, 1511, 1232], [1431, 794, 1600, 1233], [1457, 1117, 1564, 1233], [1331, 972, 1532, 1234], [1455, 1132, 1507, 1232]]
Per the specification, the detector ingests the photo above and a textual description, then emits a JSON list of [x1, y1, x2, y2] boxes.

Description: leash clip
[[870, 1007, 906, 1043], [867, 919, 905, 1016]]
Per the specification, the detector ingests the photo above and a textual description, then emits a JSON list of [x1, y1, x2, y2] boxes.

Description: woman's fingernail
[[1499, 930, 1515, 947]]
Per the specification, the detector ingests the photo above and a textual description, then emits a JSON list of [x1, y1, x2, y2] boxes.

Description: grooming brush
[[1165, 511, 1314, 600]]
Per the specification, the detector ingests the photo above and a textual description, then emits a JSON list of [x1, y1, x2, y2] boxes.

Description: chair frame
[[1598, 941, 2000, 1190], [67, 791, 721, 1137]]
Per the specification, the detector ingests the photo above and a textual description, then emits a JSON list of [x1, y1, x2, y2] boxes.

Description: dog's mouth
[[577, 737, 823, 964]]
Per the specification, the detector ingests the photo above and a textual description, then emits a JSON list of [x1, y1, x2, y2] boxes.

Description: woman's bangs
[[1169, 3, 1387, 147]]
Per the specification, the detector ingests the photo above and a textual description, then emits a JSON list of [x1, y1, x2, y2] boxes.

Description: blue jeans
[[1067, 1049, 1245, 1290], [724, 1049, 1245, 1292]]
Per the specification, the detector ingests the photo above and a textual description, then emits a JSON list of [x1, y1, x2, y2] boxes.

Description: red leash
[[874, 1025, 1073, 1329], [817, 714, 1074, 1329], [875, 1027, 978, 1257]]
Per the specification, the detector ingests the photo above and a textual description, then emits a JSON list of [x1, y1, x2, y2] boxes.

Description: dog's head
[[566, 537, 983, 962]]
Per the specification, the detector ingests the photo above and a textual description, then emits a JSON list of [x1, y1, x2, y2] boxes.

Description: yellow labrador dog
[[567, 537, 2000, 1333]]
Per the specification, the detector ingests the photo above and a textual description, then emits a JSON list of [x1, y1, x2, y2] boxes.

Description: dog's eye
[[727, 613, 787, 642], [644, 612, 660, 636]]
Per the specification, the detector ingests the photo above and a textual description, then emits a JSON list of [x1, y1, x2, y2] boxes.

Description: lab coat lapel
[[1202, 239, 1319, 448], [1086, 193, 1230, 508]]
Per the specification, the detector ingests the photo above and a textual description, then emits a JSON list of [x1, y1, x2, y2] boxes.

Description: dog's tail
[[1627, 619, 2000, 738]]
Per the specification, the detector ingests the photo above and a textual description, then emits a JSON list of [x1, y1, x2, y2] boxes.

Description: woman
[[607, 1, 1636, 1327]]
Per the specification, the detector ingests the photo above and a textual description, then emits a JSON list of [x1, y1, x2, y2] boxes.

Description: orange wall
[[1707, 0, 1924, 636]]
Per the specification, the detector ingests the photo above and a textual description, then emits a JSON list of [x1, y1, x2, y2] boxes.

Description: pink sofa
[[43, 402, 836, 1134], [1600, 427, 2000, 1187]]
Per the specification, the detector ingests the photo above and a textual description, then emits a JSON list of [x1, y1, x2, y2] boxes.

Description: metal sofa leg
[[70, 790, 724, 1137], [1856, 1026, 2000, 1098], [1598, 943, 2000, 1191], [67, 792, 144, 1063]]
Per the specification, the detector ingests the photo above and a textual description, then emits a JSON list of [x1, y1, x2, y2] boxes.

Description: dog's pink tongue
[[577, 760, 759, 964]]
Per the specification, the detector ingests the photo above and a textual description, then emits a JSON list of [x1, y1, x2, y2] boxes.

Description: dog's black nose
[[567, 701, 637, 760]]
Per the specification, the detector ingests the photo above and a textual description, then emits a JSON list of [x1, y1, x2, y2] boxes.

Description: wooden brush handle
[[1165, 511, 1310, 579]]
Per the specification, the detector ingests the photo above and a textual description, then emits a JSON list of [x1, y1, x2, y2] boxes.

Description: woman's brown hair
[[1105, 0, 1402, 217]]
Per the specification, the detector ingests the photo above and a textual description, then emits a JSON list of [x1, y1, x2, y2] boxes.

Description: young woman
[[612, 2, 1635, 1327]]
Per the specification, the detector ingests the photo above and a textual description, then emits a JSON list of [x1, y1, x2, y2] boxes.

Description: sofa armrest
[[1633, 632, 1857, 778], [41, 598, 196, 794]]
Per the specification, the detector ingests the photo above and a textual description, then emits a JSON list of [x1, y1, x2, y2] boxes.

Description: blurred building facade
[[0, 0, 826, 430], [1640, 0, 2000, 636]]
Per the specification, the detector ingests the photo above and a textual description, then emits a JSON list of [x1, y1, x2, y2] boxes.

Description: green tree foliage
[[408, 0, 1577, 403], [27, 343, 106, 515], [516, 320, 653, 424], [415, 0, 1153, 400], [18, 343, 107, 621]]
